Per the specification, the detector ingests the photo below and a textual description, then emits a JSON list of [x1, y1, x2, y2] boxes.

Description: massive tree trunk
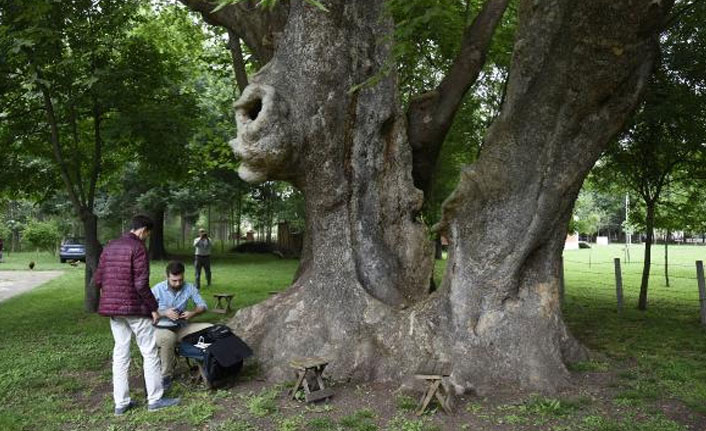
[[437, 0, 670, 390], [230, 1, 434, 304], [229, 0, 433, 380], [211, 0, 671, 394]]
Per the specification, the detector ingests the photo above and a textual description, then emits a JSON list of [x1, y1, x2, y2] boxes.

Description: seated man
[[152, 260, 212, 390]]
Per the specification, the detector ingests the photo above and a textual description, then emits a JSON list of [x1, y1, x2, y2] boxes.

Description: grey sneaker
[[147, 397, 180, 412], [114, 400, 137, 416]]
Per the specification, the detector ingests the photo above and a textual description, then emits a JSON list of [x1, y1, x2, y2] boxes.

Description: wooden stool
[[289, 357, 333, 403], [212, 293, 234, 314], [181, 355, 213, 389], [414, 360, 452, 415]]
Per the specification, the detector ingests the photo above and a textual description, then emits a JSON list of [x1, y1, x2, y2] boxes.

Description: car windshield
[[62, 238, 85, 245]]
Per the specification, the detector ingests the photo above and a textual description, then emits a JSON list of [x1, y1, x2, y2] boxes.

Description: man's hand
[[151, 311, 160, 324], [180, 310, 196, 320], [163, 308, 181, 320]]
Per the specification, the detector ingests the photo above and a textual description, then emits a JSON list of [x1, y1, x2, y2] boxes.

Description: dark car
[[60, 238, 86, 263]]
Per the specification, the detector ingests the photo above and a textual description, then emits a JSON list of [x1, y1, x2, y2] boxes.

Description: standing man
[[93, 215, 180, 415], [152, 260, 212, 390], [193, 228, 212, 289]]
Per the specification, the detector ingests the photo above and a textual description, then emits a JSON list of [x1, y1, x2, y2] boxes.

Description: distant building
[[565, 233, 579, 250]]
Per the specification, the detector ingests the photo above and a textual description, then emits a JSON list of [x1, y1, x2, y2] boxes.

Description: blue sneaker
[[147, 397, 180, 412], [114, 400, 137, 416]]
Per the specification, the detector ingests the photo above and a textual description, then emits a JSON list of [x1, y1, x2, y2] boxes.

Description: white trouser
[[110, 316, 164, 407]]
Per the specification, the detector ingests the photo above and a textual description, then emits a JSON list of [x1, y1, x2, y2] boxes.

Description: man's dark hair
[[130, 214, 154, 231], [166, 260, 185, 276]]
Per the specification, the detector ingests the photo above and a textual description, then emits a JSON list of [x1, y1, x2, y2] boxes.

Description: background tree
[[115, 4, 204, 259], [0, 200, 36, 252], [569, 190, 608, 240], [1, 0, 209, 309], [595, 63, 706, 310], [655, 184, 701, 286], [2, 0, 138, 308]]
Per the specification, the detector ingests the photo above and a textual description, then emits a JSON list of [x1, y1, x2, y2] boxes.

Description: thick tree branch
[[407, 0, 510, 197], [69, 102, 87, 205], [227, 30, 249, 93], [178, 0, 288, 63], [88, 100, 102, 209], [36, 79, 85, 212]]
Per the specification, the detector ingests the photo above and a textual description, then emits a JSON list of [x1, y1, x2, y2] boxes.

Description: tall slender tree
[[1, 0, 202, 310], [595, 4, 706, 309]]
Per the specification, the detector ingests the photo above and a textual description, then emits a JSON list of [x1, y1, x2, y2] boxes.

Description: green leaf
[[304, 0, 329, 12]]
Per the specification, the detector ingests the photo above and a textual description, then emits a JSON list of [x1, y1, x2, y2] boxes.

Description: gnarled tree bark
[[228, 0, 433, 382], [437, 0, 672, 391], [186, 0, 672, 394]]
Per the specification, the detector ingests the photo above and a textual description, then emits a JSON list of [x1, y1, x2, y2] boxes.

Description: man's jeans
[[194, 255, 211, 288], [110, 316, 164, 408], [155, 322, 214, 378]]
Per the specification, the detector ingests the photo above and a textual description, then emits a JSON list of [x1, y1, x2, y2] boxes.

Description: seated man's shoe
[[162, 376, 172, 392], [148, 397, 180, 412], [114, 400, 137, 416]]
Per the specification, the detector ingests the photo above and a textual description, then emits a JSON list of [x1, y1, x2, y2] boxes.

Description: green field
[[0, 245, 704, 430], [562, 244, 706, 424]]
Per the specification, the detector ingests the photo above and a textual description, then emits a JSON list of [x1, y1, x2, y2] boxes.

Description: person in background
[[152, 260, 211, 390], [93, 214, 180, 415], [193, 228, 212, 289]]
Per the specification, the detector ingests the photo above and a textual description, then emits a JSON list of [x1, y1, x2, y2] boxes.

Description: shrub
[[22, 220, 61, 255], [0, 224, 10, 243], [232, 241, 275, 254]]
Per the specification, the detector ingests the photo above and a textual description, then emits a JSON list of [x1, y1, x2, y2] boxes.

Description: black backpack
[[178, 324, 253, 386]]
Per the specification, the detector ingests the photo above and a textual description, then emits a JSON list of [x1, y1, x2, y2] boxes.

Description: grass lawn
[[562, 244, 706, 426], [0, 245, 705, 430], [0, 249, 73, 271]]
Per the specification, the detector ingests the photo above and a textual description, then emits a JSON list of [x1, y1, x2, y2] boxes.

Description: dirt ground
[[0, 270, 64, 303], [78, 357, 706, 431]]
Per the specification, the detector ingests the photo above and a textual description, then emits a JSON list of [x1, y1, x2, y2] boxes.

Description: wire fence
[[564, 258, 699, 270], [562, 256, 706, 321]]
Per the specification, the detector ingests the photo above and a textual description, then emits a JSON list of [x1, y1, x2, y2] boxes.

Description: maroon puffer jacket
[[94, 232, 157, 317]]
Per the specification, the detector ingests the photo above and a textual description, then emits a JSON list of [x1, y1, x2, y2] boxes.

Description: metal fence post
[[696, 261, 706, 325]]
